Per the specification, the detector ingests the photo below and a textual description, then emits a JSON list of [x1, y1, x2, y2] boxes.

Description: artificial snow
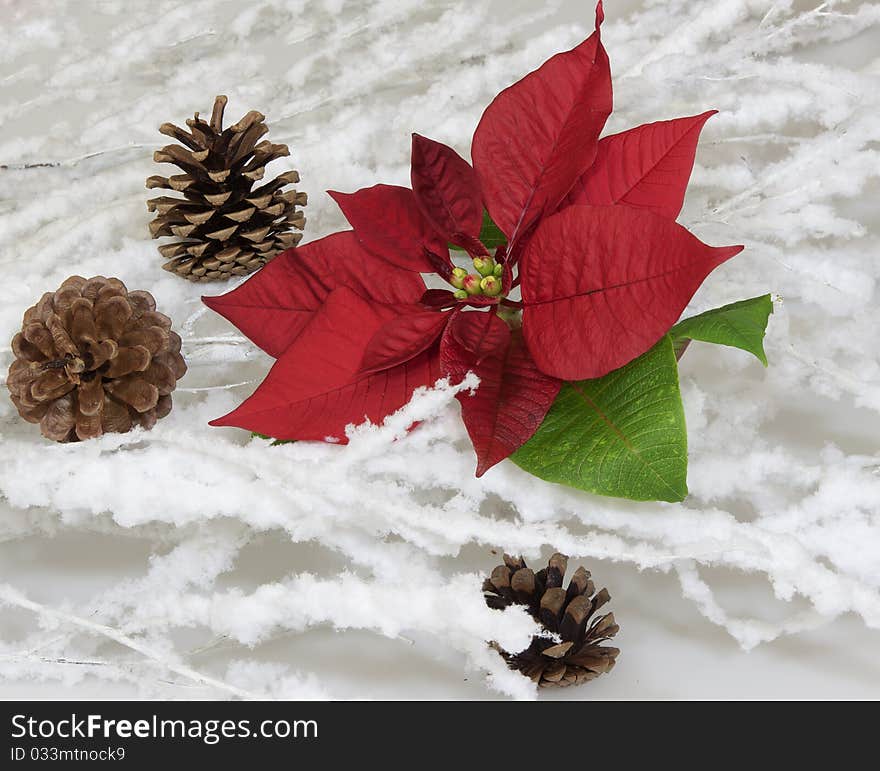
[[0, 0, 878, 699]]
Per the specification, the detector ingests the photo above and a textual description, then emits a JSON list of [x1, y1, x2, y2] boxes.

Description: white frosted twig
[[765, 3, 829, 40], [183, 335, 248, 346], [0, 144, 154, 170], [0, 584, 261, 700], [0, 653, 106, 667], [709, 133, 804, 145], [788, 344, 880, 400], [181, 275, 251, 334], [177, 379, 256, 393], [674, 561, 830, 649]]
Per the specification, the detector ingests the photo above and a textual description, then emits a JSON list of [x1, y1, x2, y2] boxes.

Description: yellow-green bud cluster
[[449, 256, 504, 299]]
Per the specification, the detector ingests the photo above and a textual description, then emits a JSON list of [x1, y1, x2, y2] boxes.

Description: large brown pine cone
[[7, 276, 187, 442], [146, 95, 307, 282], [484, 553, 620, 688]]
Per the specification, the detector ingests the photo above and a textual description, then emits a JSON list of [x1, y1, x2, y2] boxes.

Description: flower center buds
[[480, 275, 503, 296], [450, 267, 468, 289], [448, 254, 507, 301], [473, 256, 495, 277], [462, 274, 483, 295]]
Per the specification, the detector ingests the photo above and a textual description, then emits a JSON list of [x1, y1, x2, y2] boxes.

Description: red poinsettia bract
[[204, 2, 742, 476]]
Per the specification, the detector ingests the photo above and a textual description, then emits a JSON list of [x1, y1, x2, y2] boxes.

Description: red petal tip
[[411, 132, 432, 157], [209, 407, 244, 429], [596, 0, 604, 29], [716, 243, 745, 262]]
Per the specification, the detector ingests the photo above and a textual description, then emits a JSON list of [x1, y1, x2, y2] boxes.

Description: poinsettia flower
[[204, 0, 742, 478]]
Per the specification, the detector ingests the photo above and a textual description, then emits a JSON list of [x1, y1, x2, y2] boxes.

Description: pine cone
[[484, 553, 620, 688], [7, 276, 187, 442], [146, 95, 307, 282]]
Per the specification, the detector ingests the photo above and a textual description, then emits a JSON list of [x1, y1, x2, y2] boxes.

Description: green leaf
[[511, 337, 688, 502], [670, 294, 773, 365], [478, 210, 507, 250], [251, 432, 295, 446], [449, 210, 507, 251]]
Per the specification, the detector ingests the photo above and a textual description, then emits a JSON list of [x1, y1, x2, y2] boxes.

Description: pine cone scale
[[77, 376, 104, 416], [42, 394, 76, 441]]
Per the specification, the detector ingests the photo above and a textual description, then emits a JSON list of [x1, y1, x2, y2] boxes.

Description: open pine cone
[[147, 95, 307, 281], [484, 553, 620, 688], [7, 276, 187, 442]]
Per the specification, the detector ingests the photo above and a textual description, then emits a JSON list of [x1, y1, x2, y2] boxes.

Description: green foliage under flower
[[513, 293, 773, 501]]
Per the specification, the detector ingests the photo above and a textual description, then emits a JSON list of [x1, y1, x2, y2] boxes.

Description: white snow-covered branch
[[1, 0, 879, 699]]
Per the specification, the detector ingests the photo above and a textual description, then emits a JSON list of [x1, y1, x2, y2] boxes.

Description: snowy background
[[1, 0, 879, 699]]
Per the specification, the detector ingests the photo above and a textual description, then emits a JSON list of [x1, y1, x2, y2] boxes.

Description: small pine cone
[[146, 95, 307, 282], [7, 276, 187, 442], [484, 552, 620, 688]]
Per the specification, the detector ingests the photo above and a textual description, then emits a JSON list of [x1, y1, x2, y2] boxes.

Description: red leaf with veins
[[520, 205, 743, 380], [461, 294, 502, 308], [422, 246, 454, 281], [411, 134, 484, 248], [360, 309, 449, 375], [561, 111, 717, 220], [420, 289, 457, 308], [471, 1, 611, 245], [441, 311, 561, 476], [211, 287, 441, 442], [328, 185, 449, 273], [450, 232, 489, 258], [446, 307, 507, 363], [203, 231, 425, 357]]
